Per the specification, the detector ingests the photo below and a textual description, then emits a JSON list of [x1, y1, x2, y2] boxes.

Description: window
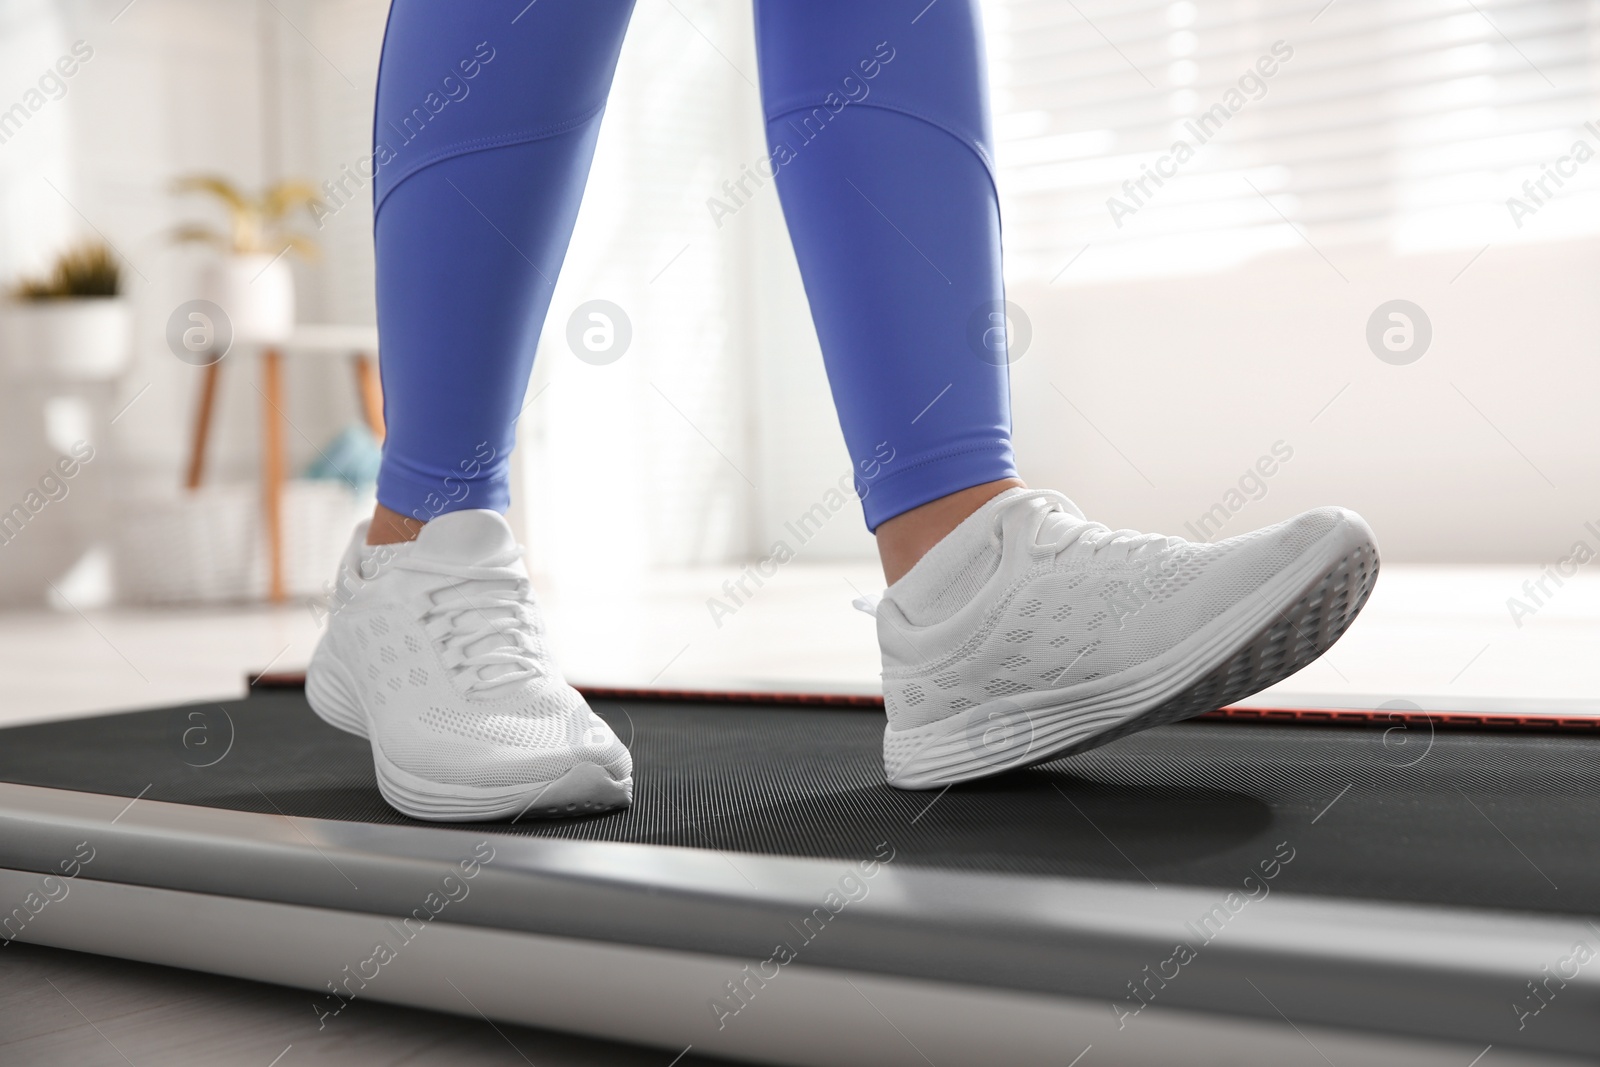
[[983, 0, 1600, 283]]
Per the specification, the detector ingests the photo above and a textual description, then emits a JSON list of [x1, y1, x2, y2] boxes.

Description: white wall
[[1008, 236, 1600, 563]]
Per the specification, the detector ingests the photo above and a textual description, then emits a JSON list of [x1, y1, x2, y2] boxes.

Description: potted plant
[[170, 175, 322, 344], [2, 242, 130, 380]]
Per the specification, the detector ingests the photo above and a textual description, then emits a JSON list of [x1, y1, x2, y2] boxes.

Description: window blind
[[983, 0, 1600, 282]]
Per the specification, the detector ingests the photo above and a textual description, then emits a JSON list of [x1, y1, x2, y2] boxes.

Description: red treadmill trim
[[248, 672, 1598, 732]]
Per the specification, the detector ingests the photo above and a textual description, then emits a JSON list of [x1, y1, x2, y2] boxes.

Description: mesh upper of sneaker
[[336, 604, 631, 788], [319, 514, 632, 790], [880, 501, 1346, 730]]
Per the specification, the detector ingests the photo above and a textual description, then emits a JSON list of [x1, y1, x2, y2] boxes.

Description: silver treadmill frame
[[0, 781, 1594, 1065]]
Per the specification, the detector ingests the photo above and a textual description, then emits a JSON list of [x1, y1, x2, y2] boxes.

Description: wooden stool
[[184, 325, 382, 604]]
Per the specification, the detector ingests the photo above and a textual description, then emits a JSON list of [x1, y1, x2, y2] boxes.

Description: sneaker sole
[[883, 519, 1379, 790], [306, 648, 633, 822]]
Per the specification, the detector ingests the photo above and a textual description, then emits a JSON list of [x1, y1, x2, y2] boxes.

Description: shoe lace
[[1010, 489, 1179, 563], [395, 550, 545, 696]]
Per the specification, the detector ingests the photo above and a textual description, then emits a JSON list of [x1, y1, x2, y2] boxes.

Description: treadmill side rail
[[0, 782, 1594, 1059]]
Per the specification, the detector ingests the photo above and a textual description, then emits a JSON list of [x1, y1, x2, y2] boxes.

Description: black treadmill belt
[[1, 689, 1595, 916]]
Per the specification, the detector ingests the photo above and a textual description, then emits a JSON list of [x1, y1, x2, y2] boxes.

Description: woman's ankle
[[874, 478, 1025, 585], [367, 503, 426, 545]]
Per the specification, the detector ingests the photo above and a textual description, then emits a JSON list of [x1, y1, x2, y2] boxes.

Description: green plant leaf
[[11, 241, 121, 299]]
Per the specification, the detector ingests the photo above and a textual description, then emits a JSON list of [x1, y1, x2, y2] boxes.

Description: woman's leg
[[370, 0, 637, 543], [753, 1, 1379, 792], [305, 1, 642, 823], [752, 0, 1021, 582]]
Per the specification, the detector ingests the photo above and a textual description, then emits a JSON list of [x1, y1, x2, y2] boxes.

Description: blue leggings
[[372, 0, 1014, 531]]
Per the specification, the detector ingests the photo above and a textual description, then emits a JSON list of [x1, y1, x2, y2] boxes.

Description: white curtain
[[0, 0, 75, 285], [297, 0, 762, 581]]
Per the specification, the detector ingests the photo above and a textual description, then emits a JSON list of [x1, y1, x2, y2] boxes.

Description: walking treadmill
[[0, 680, 1595, 1066]]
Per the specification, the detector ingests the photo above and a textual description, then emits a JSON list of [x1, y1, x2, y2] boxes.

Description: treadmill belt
[[1, 688, 1595, 916]]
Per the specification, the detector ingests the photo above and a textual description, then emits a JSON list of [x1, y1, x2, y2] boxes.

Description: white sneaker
[[866, 489, 1378, 789], [306, 510, 632, 821]]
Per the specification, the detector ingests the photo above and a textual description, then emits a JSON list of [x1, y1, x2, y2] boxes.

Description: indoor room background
[[1, 0, 1596, 701]]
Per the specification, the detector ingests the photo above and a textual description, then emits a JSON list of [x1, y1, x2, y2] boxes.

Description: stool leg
[[184, 361, 221, 490], [261, 347, 286, 604], [353, 351, 385, 442]]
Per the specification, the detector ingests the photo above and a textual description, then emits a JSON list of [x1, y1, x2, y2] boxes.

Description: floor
[[2, 561, 1597, 729], [1, 942, 728, 1067]]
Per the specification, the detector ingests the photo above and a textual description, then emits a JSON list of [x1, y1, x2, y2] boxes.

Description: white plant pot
[[200, 253, 295, 345], [0, 297, 132, 380]]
